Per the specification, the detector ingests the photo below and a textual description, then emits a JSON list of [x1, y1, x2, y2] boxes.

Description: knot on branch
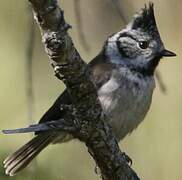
[[42, 24, 72, 61], [43, 31, 67, 60]]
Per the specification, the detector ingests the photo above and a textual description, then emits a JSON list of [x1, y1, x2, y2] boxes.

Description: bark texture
[[28, 0, 140, 179]]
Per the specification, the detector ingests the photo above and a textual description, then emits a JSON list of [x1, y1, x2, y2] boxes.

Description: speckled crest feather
[[129, 2, 160, 38]]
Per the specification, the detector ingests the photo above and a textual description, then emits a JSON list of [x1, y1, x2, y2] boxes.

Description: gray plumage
[[98, 66, 155, 140], [3, 3, 176, 176]]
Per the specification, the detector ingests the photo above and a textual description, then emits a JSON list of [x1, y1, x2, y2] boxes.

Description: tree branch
[[27, 0, 140, 179]]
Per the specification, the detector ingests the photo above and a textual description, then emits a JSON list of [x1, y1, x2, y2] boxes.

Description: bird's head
[[105, 2, 176, 76]]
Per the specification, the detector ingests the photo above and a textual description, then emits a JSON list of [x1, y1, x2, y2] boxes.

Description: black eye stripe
[[116, 33, 137, 58], [116, 40, 129, 58]]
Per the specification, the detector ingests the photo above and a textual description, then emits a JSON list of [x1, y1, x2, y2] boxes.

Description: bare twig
[[155, 70, 167, 93], [26, 5, 35, 127], [17, 0, 140, 179], [25, 5, 37, 177]]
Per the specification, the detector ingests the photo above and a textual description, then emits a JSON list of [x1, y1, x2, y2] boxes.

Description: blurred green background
[[0, 0, 181, 179]]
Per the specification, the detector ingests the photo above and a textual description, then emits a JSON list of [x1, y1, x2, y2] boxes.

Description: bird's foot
[[121, 152, 132, 166], [95, 165, 101, 176]]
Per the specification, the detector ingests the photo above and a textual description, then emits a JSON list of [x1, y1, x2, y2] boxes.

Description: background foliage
[[0, 0, 181, 179]]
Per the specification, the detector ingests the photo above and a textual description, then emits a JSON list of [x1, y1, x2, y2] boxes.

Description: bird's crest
[[127, 2, 160, 38]]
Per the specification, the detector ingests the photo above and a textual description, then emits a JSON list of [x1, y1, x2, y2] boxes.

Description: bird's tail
[[3, 133, 57, 176]]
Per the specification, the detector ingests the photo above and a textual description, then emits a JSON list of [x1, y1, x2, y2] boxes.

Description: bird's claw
[[121, 152, 132, 166]]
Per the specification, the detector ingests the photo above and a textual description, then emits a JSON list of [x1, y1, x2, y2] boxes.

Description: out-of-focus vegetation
[[0, 0, 181, 179]]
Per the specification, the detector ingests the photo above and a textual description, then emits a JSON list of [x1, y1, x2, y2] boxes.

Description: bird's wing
[[89, 53, 114, 89], [38, 51, 113, 125], [2, 51, 114, 134], [2, 51, 114, 135], [38, 90, 71, 124]]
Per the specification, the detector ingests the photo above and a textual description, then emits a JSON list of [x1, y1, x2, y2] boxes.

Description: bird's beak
[[160, 49, 176, 57]]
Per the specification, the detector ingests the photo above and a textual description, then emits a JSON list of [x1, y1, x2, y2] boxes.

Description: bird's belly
[[98, 78, 154, 141]]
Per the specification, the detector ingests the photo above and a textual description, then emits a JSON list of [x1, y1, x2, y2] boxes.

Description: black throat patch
[[128, 56, 161, 77]]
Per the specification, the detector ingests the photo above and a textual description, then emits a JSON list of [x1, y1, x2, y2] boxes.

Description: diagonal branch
[[23, 0, 140, 179]]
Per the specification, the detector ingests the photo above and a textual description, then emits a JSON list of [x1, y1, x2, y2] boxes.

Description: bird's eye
[[138, 41, 149, 49]]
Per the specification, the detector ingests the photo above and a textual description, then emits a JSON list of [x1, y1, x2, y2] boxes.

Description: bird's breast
[[98, 69, 155, 141]]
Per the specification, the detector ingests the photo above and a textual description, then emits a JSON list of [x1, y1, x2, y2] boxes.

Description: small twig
[[155, 70, 167, 94], [26, 5, 35, 125], [25, 4, 37, 178]]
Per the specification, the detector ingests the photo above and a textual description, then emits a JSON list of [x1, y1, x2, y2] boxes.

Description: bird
[[3, 3, 176, 176]]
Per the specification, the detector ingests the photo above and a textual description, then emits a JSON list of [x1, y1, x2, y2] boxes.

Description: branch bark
[[28, 0, 140, 179]]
